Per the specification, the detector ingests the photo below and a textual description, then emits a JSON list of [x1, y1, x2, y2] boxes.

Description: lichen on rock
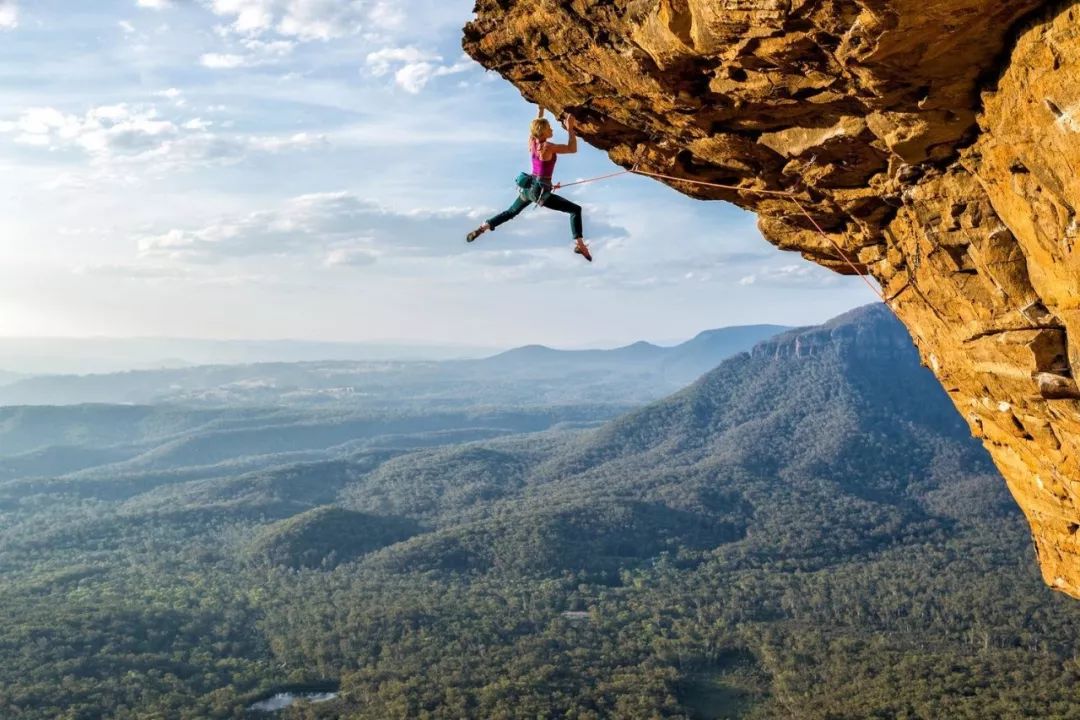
[[464, 0, 1080, 596]]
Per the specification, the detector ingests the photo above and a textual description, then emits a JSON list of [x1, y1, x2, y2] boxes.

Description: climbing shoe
[[574, 238, 592, 262]]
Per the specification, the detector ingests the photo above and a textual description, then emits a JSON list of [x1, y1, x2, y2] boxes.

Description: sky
[[0, 0, 872, 349]]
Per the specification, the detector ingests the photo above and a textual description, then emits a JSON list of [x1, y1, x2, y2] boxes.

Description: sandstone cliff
[[464, 0, 1080, 596]]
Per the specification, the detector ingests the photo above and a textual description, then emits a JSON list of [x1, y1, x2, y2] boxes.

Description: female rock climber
[[466, 108, 592, 262]]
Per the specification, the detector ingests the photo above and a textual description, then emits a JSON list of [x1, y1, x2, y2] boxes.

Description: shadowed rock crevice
[[464, 0, 1080, 596]]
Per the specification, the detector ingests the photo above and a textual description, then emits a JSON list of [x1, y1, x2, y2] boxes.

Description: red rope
[[782, 195, 885, 301], [550, 165, 884, 300], [630, 168, 795, 198], [553, 168, 634, 190]]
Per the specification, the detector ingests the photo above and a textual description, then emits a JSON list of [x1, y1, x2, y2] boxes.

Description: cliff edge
[[464, 0, 1080, 596]]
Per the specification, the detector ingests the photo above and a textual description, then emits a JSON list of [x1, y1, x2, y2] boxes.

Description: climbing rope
[[553, 165, 885, 301], [554, 168, 636, 190]]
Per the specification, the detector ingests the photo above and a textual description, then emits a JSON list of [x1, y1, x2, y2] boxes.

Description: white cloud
[[0, 0, 17, 30], [246, 131, 322, 151], [394, 58, 474, 93], [246, 38, 295, 55], [366, 47, 476, 93], [209, 0, 367, 41], [0, 103, 326, 172], [324, 244, 378, 267], [138, 192, 477, 262], [201, 53, 248, 69], [367, 0, 403, 30], [733, 264, 841, 289], [119, 20, 137, 34], [200, 37, 295, 69], [136, 0, 171, 8], [366, 47, 436, 76], [135, 192, 626, 266], [155, 88, 186, 107], [2, 105, 177, 156], [9, 106, 169, 154]]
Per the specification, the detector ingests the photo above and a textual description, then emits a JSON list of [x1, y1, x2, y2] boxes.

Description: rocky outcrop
[[464, 1, 1080, 596]]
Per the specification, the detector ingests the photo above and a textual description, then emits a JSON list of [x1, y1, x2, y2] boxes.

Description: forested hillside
[[1, 305, 1077, 719]]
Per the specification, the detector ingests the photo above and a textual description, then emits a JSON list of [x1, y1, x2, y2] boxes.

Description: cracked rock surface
[[465, 0, 1080, 596]]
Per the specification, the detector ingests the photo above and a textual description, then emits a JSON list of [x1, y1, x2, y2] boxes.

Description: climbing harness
[[516, 171, 553, 206], [550, 164, 885, 301]]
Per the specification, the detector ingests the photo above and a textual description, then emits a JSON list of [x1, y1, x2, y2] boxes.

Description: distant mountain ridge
[[0, 323, 792, 408], [477, 323, 790, 382], [751, 304, 914, 360], [0, 337, 501, 375], [554, 303, 971, 476]]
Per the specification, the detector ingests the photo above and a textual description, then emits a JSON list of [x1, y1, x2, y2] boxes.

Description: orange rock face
[[464, 0, 1080, 596]]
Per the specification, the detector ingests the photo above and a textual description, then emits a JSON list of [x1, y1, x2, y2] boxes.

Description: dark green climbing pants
[[487, 182, 584, 240]]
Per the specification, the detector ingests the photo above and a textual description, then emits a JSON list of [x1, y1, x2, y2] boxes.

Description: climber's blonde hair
[[529, 118, 552, 153]]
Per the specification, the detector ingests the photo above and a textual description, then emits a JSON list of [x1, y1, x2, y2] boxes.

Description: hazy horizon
[[0, 316, 798, 348], [0, 315, 806, 375]]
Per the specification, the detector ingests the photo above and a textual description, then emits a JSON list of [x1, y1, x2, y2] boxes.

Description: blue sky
[[0, 0, 870, 348]]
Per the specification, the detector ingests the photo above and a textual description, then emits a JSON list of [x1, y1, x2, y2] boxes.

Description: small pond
[[247, 684, 340, 713]]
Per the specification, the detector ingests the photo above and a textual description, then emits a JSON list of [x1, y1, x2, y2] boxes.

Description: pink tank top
[[531, 142, 557, 180]]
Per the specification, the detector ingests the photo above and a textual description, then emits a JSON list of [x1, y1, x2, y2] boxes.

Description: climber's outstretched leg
[[542, 193, 590, 262], [467, 195, 531, 242]]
